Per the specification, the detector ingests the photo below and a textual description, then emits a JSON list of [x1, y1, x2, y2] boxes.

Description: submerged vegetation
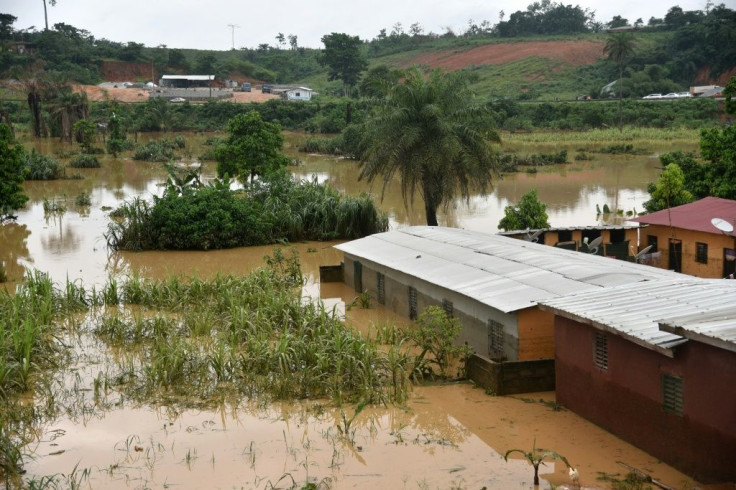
[[106, 171, 389, 251], [0, 250, 471, 485]]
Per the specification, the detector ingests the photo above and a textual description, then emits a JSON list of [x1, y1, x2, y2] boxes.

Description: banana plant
[[504, 439, 572, 486]]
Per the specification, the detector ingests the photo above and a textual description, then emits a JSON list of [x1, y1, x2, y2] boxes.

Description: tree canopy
[[215, 111, 290, 184], [642, 162, 694, 213], [320, 32, 368, 96], [498, 189, 550, 231], [359, 67, 500, 226], [0, 124, 28, 221]]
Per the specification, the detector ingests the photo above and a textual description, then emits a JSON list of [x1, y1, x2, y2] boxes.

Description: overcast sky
[[4, 0, 721, 51]]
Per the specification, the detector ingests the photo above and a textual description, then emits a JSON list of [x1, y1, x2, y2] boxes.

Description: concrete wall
[[555, 315, 736, 483], [342, 254, 522, 360], [467, 354, 555, 395], [640, 225, 735, 278]]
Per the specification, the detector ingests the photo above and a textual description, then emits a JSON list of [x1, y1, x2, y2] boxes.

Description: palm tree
[[42, 0, 58, 30], [359, 66, 500, 226], [603, 32, 636, 130]]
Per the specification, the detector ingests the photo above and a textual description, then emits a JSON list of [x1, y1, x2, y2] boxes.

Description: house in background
[[334, 227, 682, 393], [498, 224, 642, 260], [540, 279, 736, 483], [269, 85, 314, 101], [628, 197, 736, 278]]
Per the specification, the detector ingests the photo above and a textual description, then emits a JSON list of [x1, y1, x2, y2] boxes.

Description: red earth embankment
[[406, 40, 604, 71]]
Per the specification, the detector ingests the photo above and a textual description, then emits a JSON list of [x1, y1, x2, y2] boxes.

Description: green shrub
[[24, 149, 63, 180], [75, 192, 92, 206], [70, 154, 100, 168], [298, 136, 343, 155], [106, 172, 388, 251], [132, 139, 178, 161]]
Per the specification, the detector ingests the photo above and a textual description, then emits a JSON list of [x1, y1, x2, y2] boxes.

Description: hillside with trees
[[0, 2, 733, 137]]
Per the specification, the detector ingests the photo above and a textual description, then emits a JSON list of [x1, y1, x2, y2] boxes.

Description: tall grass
[[92, 250, 412, 406], [503, 127, 700, 144]]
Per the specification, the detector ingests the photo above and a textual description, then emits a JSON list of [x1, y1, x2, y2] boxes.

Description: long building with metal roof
[[334, 226, 685, 361]]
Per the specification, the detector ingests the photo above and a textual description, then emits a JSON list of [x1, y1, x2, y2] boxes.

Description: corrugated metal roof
[[659, 305, 736, 353], [540, 279, 736, 355], [161, 75, 214, 81], [629, 197, 736, 234], [334, 227, 682, 314], [497, 224, 642, 237]]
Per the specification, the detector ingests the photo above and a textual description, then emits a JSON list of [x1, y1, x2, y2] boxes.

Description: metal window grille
[[408, 286, 418, 320], [488, 319, 505, 357], [442, 299, 454, 318], [662, 374, 684, 416], [593, 332, 608, 371], [695, 242, 708, 264], [377, 273, 385, 305]]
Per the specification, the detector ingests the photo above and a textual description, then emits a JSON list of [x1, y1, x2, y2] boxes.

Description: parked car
[[241, 82, 251, 92], [169, 97, 186, 103], [663, 93, 679, 98], [261, 84, 272, 94], [677, 92, 693, 98], [642, 93, 662, 99]]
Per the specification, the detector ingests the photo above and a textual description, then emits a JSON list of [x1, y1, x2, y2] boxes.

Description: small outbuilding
[[159, 75, 215, 88], [540, 279, 736, 483], [628, 197, 736, 278], [270, 85, 314, 101]]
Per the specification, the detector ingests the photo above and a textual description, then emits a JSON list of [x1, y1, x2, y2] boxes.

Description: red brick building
[[541, 279, 736, 483]]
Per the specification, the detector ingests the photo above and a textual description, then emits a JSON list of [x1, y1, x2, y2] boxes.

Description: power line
[[227, 24, 240, 50]]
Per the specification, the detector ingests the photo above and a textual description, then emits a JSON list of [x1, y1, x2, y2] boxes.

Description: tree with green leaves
[[215, 112, 289, 184], [643, 162, 694, 213], [72, 118, 96, 153], [409, 306, 471, 380], [724, 75, 736, 116], [359, 67, 500, 227], [498, 189, 551, 231], [358, 64, 402, 98], [106, 101, 127, 157], [0, 124, 28, 222], [320, 33, 368, 96], [603, 32, 636, 130]]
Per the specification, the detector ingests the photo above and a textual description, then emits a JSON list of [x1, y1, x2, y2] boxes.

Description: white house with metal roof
[[334, 226, 683, 362], [539, 279, 736, 483]]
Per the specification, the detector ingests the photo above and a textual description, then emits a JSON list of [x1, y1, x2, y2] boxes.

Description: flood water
[[1, 131, 713, 489]]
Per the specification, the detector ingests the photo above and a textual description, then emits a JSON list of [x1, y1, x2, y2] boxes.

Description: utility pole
[[227, 24, 240, 50]]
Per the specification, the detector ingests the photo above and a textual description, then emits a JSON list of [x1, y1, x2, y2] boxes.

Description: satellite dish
[[634, 244, 654, 261], [586, 236, 603, 254], [524, 229, 543, 242], [711, 217, 734, 234]]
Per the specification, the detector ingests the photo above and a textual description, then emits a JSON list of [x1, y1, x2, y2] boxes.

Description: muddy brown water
[[2, 132, 717, 489]]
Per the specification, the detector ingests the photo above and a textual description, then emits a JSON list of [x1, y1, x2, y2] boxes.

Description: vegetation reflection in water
[[0, 248, 483, 488]]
